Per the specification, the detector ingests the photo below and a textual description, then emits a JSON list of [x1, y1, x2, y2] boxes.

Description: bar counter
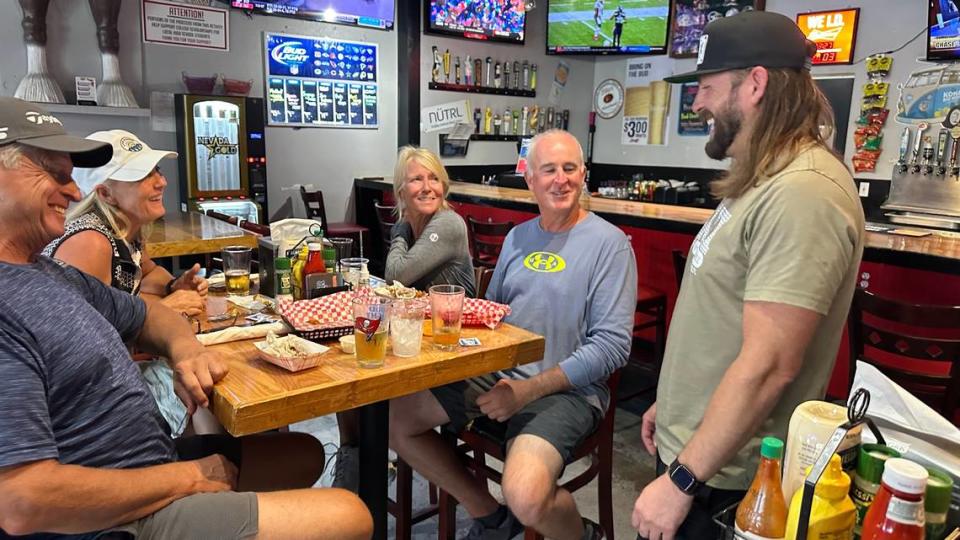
[[356, 177, 960, 273], [146, 211, 258, 258]]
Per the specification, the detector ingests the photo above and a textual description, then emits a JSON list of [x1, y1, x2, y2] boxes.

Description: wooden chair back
[[373, 201, 397, 253], [848, 288, 960, 419], [474, 266, 495, 300], [299, 186, 328, 226], [467, 216, 514, 268]]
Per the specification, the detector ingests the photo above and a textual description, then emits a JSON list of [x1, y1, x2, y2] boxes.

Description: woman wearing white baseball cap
[[44, 129, 213, 436], [44, 129, 207, 312]]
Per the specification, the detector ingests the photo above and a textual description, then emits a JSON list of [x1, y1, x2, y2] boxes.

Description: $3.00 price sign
[[622, 115, 650, 145]]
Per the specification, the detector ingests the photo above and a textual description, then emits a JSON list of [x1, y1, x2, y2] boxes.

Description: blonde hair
[[0, 143, 25, 169], [392, 146, 451, 219], [711, 67, 837, 199], [66, 184, 135, 240]]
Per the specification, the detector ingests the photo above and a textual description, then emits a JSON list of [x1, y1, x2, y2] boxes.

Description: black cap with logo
[[664, 11, 815, 84], [0, 97, 112, 167]]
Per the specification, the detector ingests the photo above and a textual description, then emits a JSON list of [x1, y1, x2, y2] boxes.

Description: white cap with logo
[[72, 130, 177, 196]]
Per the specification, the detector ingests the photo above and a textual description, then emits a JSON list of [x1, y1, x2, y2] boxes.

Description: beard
[[702, 102, 743, 160]]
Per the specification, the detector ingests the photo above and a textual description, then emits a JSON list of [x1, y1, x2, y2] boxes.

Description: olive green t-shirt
[[655, 145, 865, 490]]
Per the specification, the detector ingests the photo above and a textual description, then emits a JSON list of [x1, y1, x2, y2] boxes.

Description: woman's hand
[[172, 263, 209, 296], [162, 289, 205, 317]]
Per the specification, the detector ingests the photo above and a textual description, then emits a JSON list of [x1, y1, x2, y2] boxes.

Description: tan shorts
[[103, 491, 258, 539]]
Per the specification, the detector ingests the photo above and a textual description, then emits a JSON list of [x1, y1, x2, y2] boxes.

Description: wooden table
[[207, 312, 544, 540], [146, 211, 257, 258]]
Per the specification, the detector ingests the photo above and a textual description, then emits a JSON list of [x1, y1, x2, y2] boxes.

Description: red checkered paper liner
[[278, 294, 512, 331], [425, 298, 511, 329], [277, 292, 354, 331]]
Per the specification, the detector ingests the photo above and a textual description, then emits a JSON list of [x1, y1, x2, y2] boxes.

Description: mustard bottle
[[291, 245, 309, 300], [785, 454, 856, 540]]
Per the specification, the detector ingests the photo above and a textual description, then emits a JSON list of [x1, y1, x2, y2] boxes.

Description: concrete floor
[[292, 396, 658, 540]]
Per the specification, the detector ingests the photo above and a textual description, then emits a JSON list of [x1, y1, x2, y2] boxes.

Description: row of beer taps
[[896, 122, 960, 178]]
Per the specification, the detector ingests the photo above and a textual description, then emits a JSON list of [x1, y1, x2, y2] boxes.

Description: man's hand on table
[[476, 378, 538, 422], [162, 289, 205, 317], [172, 348, 229, 414]]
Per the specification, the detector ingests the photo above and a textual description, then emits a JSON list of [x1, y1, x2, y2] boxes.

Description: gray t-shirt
[[0, 257, 175, 538], [385, 209, 476, 297], [487, 212, 637, 411]]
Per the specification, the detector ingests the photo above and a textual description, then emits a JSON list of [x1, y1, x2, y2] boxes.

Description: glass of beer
[[429, 284, 465, 351], [222, 246, 252, 295], [353, 296, 391, 368]]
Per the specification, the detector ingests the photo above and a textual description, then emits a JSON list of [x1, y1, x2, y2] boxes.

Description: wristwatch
[[668, 458, 704, 496]]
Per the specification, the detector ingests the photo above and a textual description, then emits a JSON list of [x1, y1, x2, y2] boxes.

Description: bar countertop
[[146, 211, 258, 258], [356, 177, 960, 270]]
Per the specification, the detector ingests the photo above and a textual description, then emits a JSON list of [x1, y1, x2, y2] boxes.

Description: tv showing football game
[[231, 0, 394, 29], [425, 0, 526, 44], [928, 0, 960, 61], [546, 0, 671, 55]]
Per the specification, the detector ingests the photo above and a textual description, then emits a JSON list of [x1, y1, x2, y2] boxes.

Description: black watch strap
[[668, 458, 704, 496]]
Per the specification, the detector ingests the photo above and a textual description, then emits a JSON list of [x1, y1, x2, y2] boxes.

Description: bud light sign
[[263, 31, 379, 129], [268, 37, 310, 76]]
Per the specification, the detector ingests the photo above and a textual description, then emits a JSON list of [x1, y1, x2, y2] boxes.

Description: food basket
[[277, 293, 354, 342], [254, 335, 329, 372]]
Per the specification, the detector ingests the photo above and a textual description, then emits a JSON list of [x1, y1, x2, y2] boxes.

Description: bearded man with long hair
[[631, 11, 865, 540]]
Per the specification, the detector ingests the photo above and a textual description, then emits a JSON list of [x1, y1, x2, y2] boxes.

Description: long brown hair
[[711, 67, 836, 199]]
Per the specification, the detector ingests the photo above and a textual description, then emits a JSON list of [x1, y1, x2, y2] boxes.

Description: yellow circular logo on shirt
[[523, 252, 566, 273]]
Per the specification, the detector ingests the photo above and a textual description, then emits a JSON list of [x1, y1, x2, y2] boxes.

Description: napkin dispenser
[[257, 236, 279, 297]]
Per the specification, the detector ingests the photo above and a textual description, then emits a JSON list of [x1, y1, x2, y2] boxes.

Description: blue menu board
[[263, 32, 379, 128]]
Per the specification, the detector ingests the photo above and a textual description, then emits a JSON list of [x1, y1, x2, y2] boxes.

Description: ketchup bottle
[[860, 458, 927, 540]]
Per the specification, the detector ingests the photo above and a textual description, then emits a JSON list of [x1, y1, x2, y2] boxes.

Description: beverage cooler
[[174, 94, 269, 223]]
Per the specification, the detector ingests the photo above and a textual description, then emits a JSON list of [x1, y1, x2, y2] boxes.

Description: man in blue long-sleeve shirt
[[390, 130, 637, 540]]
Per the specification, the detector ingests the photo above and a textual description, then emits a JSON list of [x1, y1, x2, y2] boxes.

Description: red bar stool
[[467, 216, 514, 269], [848, 288, 960, 422], [299, 186, 368, 256]]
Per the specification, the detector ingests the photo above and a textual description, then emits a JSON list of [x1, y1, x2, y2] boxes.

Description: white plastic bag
[[269, 218, 320, 256]]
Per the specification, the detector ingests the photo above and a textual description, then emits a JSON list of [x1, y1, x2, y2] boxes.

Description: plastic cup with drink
[[353, 296, 390, 368], [429, 284, 465, 351], [390, 299, 426, 357], [222, 245, 252, 295]]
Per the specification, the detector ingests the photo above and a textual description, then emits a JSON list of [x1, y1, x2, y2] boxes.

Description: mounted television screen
[[425, 0, 526, 43], [231, 0, 394, 29], [796, 8, 859, 65], [546, 0, 671, 55], [928, 0, 960, 61]]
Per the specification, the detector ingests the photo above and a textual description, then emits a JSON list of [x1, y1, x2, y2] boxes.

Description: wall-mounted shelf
[[428, 82, 535, 98], [470, 134, 525, 141], [41, 103, 151, 117]]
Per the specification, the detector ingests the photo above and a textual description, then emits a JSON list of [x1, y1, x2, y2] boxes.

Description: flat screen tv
[[928, 0, 960, 61], [231, 0, 394, 30], [424, 0, 526, 44], [546, 0, 671, 55]]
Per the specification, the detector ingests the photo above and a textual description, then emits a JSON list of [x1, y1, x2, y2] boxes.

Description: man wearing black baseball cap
[[631, 11, 865, 540], [0, 97, 373, 539]]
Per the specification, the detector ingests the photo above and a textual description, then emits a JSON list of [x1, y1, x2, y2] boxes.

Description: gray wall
[[591, 0, 928, 182], [420, 4, 596, 169]]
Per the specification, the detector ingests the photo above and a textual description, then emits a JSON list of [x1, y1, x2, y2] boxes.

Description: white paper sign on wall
[[142, 0, 229, 51], [421, 100, 471, 133]]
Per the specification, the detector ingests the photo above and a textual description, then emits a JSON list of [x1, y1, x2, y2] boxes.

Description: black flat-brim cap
[[0, 97, 112, 167], [664, 11, 814, 84]]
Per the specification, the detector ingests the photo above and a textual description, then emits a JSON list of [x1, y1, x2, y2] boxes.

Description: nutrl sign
[[421, 100, 470, 133]]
